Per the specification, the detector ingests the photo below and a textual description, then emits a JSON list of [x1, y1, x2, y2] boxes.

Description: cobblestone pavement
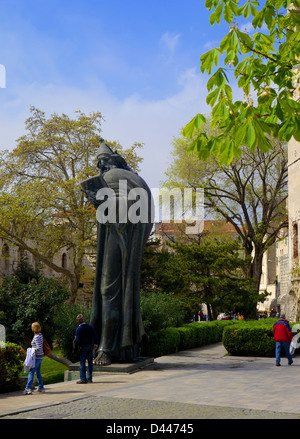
[[2, 395, 300, 419]]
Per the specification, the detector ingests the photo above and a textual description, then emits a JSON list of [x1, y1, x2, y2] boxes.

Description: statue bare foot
[[94, 351, 112, 366]]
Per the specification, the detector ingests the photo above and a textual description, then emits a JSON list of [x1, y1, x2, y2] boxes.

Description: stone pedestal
[[64, 356, 154, 381]]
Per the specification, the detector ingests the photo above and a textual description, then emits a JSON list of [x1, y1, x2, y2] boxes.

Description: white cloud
[[203, 40, 220, 50], [240, 21, 254, 34], [239, 20, 268, 34], [0, 68, 209, 189], [159, 32, 181, 54]]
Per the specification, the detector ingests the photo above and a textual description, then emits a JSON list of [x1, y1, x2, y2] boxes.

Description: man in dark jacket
[[273, 314, 293, 366], [75, 314, 99, 383]]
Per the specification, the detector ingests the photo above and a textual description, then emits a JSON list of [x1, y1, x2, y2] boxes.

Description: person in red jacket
[[273, 314, 293, 366]]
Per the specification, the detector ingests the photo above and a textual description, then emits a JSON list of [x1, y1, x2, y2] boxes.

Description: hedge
[[222, 322, 275, 356], [142, 320, 236, 358], [142, 318, 300, 358], [0, 342, 26, 392], [222, 319, 300, 357]]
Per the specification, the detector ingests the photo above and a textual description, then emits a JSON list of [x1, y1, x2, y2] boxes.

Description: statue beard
[[99, 164, 110, 174]]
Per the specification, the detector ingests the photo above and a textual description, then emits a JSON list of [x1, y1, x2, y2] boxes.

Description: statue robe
[[85, 168, 153, 362]]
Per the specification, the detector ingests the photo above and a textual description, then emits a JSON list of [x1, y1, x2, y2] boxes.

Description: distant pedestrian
[[75, 314, 99, 384], [273, 314, 293, 366], [23, 322, 45, 395]]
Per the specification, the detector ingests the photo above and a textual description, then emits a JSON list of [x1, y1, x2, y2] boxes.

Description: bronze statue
[[81, 139, 153, 365]]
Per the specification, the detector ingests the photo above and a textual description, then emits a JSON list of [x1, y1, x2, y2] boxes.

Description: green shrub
[[222, 319, 282, 357], [0, 342, 26, 392], [142, 320, 235, 358], [222, 319, 300, 357], [140, 291, 187, 334], [54, 303, 91, 363], [223, 323, 275, 356], [144, 327, 181, 357], [0, 275, 69, 347]]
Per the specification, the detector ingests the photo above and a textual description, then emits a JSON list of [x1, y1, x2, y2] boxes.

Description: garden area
[[2, 311, 300, 393], [1, 259, 299, 393]]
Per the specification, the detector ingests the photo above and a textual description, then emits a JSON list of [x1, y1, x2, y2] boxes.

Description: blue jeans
[[79, 344, 94, 382], [26, 358, 44, 389], [275, 341, 293, 364]]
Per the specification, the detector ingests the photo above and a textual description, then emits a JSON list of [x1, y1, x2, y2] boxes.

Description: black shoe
[[276, 363, 281, 366], [289, 360, 293, 365]]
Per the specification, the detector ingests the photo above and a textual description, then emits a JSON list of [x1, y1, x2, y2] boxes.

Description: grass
[[21, 348, 69, 385]]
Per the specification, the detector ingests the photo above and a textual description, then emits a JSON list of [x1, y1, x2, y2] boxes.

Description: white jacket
[[24, 347, 36, 372]]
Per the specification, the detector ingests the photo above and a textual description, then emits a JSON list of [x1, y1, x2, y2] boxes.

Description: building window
[[62, 253, 67, 268], [2, 244, 9, 271], [293, 223, 298, 259]]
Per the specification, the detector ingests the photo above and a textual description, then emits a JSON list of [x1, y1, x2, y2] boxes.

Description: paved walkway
[[1, 343, 300, 419]]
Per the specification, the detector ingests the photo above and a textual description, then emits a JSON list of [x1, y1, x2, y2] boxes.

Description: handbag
[[43, 336, 51, 356]]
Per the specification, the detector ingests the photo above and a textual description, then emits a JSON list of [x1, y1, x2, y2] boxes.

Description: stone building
[[278, 134, 300, 321], [154, 219, 238, 249], [257, 228, 288, 314], [0, 237, 94, 303], [256, 135, 300, 321], [276, 47, 300, 320], [260, 135, 300, 321], [0, 238, 72, 280]]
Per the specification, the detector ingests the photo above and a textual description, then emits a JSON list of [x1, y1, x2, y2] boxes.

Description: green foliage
[[140, 290, 188, 335], [142, 320, 235, 358], [222, 318, 279, 356], [140, 238, 171, 292], [14, 257, 41, 284], [0, 107, 144, 302], [53, 293, 187, 362], [142, 327, 181, 357], [54, 303, 91, 363], [163, 131, 287, 308], [0, 266, 69, 347], [161, 239, 263, 318], [223, 319, 300, 357], [184, 0, 300, 165], [0, 342, 26, 392]]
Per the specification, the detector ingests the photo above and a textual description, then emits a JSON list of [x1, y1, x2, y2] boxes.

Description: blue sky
[[0, 0, 248, 187]]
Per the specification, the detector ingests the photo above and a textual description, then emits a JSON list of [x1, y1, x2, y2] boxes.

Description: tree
[[54, 303, 91, 363], [163, 132, 288, 296], [140, 237, 171, 292], [183, 0, 300, 165], [0, 260, 69, 347], [161, 239, 265, 319], [140, 291, 187, 334], [0, 107, 144, 302]]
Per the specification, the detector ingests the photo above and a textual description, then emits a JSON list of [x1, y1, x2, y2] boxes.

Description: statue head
[[96, 138, 132, 173]]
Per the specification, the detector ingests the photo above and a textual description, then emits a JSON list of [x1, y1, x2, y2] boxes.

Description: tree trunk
[[248, 247, 264, 318], [212, 305, 218, 320], [65, 273, 81, 304], [251, 248, 263, 290], [48, 352, 73, 367], [206, 303, 213, 321]]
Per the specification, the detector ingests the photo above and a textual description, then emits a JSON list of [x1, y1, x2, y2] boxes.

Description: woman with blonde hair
[[23, 322, 45, 395]]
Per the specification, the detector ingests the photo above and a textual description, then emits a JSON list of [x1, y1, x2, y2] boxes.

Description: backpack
[[43, 336, 51, 356]]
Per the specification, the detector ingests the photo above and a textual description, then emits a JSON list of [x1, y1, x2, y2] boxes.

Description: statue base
[[64, 356, 154, 381]]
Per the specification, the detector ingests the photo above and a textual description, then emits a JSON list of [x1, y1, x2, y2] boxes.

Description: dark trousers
[[79, 344, 94, 382], [275, 341, 292, 364]]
